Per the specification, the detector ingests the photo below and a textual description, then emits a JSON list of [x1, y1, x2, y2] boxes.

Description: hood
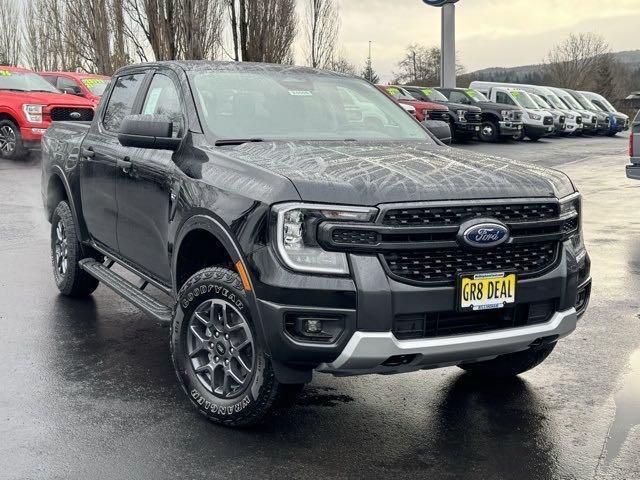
[[432, 100, 481, 113], [398, 99, 447, 111], [1, 90, 94, 108], [213, 141, 575, 205], [474, 101, 520, 111]]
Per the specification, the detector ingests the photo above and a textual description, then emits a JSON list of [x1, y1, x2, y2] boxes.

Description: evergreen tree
[[362, 57, 380, 84]]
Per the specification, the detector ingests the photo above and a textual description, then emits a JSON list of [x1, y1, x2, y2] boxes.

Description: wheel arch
[[481, 111, 500, 122], [0, 108, 20, 126]]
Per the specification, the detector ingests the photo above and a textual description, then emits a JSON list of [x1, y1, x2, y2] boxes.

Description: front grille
[[469, 113, 482, 122], [543, 116, 554, 126], [393, 301, 556, 340], [50, 107, 94, 122], [429, 110, 449, 122], [383, 242, 558, 284], [382, 203, 558, 226], [332, 229, 378, 246]]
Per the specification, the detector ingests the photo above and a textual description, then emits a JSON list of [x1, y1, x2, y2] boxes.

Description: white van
[[545, 87, 599, 135], [469, 82, 554, 141], [579, 90, 629, 136], [468, 81, 583, 135]]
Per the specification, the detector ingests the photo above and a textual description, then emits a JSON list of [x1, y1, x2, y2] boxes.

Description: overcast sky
[[326, 0, 640, 81]]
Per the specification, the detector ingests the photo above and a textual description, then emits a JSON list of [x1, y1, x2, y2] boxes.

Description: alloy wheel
[[0, 125, 16, 154], [54, 220, 68, 276], [187, 298, 255, 399]]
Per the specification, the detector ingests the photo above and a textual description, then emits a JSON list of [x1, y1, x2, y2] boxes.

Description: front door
[[115, 72, 185, 284], [79, 72, 147, 251]]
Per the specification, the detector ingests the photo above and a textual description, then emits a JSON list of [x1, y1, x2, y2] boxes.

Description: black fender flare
[[48, 166, 91, 253], [172, 214, 272, 355]]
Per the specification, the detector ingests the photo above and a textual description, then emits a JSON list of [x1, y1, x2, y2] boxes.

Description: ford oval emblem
[[459, 220, 509, 248], [70, 111, 81, 119]]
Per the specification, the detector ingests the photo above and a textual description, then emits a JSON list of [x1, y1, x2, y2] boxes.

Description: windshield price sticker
[[511, 91, 521, 99], [422, 88, 433, 95], [82, 78, 106, 88], [288, 90, 313, 96], [465, 89, 477, 97], [0, 70, 13, 77]]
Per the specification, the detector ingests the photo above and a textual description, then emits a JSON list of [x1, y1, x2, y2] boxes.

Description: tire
[[479, 120, 499, 142], [0, 119, 27, 160], [50, 201, 100, 297], [512, 129, 525, 141], [528, 135, 541, 142], [458, 343, 556, 378], [171, 267, 304, 427]]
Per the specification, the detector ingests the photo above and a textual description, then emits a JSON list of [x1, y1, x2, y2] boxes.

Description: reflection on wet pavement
[[603, 348, 640, 465]]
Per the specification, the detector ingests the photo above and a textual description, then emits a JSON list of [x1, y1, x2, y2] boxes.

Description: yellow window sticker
[[0, 70, 13, 77], [465, 89, 477, 97], [81, 78, 106, 88], [510, 91, 521, 99], [421, 88, 433, 96]]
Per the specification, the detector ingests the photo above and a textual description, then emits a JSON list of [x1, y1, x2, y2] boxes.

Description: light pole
[[422, 0, 460, 88]]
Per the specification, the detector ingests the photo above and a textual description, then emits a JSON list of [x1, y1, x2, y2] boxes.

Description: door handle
[[117, 157, 132, 173], [81, 146, 94, 158]]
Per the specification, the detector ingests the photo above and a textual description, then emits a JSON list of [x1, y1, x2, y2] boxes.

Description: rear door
[[115, 70, 186, 283], [79, 71, 147, 252]]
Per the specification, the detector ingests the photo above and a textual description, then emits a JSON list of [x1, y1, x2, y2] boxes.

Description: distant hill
[[468, 50, 640, 83]]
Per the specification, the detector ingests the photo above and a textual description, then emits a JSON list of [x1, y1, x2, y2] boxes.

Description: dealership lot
[[0, 134, 638, 479]]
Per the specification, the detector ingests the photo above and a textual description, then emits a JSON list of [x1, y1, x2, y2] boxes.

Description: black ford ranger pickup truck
[[41, 61, 592, 427]]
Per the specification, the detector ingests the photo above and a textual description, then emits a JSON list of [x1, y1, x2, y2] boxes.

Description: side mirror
[[118, 114, 181, 150], [61, 86, 82, 95]]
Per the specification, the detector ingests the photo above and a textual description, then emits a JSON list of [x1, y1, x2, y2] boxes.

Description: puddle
[[603, 348, 640, 464]]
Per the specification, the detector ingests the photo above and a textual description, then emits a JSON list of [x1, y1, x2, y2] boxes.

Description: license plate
[[459, 272, 516, 311]]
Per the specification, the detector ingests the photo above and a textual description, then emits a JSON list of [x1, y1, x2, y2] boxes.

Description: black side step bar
[[79, 259, 173, 323]]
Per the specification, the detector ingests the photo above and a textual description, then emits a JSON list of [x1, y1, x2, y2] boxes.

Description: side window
[[496, 91, 515, 106], [57, 76, 80, 93], [103, 73, 145, 133], [42, 75, 57, 87], [592, 100, 606, 111], [449, 91, 467, 104], [142, 74, 184, 138]]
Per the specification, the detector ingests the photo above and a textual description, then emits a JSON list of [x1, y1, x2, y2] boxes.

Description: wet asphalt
[[1, 133, 639, 480]]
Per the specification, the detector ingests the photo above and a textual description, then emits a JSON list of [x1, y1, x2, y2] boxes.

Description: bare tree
[[0, 0, 21, 66], [327, 55, 357, 76], [394, 44, 464, 85], [303, 0, 339, 69], [544, 33, 611, 90], [232, 0, 297, 63]]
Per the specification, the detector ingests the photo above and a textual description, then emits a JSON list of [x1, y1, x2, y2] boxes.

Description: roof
[[0, 66, 33, 73], [40, 71, 110, 79], [115, 60, 350, 78]]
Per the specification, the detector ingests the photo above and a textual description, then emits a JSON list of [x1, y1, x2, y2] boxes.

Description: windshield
[[594, 95, 616, 112], [0, 69, 59, 93], [559, 93, 582, 110], [545, 93, 567, 110], [510, 90, 537, 109], [573, 92, 596, 111], [530, 93, 551, 109], [465, 89, 489, 102], [384, 86, 415, 101], [419, 87, 448, 102], [190, 71, 433, 143], [81, 77, 109, 96]]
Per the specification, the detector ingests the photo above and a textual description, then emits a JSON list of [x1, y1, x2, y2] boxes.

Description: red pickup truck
[[0, 66, 94, 159], [377, 84, 449, 123], [40, 71, 110, 106]]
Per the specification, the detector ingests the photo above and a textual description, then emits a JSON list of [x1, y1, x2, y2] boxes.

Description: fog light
[[284, 314, 345, 343], [304, 319, 323, 334]]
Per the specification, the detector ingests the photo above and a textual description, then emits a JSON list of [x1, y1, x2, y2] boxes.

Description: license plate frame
[[457, 271, 517, 312]]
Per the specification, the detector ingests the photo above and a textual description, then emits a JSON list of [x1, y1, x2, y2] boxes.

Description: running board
[[79, 259, 173, 322]]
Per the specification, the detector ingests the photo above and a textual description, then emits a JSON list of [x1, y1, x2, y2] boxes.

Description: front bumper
[[318, 308, 577, 376], [452, 122, 481, 134], [626, 163, 640, 180], [249, 239, 590, 378], [524, 124, 555, 137], [20, 125, 48, 149], [498, 121, 523, 136]]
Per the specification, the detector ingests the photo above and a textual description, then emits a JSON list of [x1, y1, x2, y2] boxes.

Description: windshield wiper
[[215, 138, 264, 146], [0, 88, 28, 92]]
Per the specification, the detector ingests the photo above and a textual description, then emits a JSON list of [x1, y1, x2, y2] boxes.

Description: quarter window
[[142, 74, 184, 137], [103, 73, 145, 133]]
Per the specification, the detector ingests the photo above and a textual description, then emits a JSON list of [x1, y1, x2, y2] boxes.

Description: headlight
[[422, 109, 430, 119], [23, 104, 44, 123], [456, 109, 466, 121], [560, 194, 585, 259], [273, 203, 378, 274], [529, 113, 542, 121], [501, 110, 510, 121]]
